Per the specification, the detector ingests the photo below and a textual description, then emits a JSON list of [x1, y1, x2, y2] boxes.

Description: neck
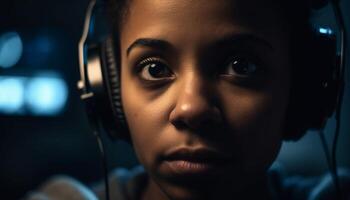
[[142, 178, 169, 200]]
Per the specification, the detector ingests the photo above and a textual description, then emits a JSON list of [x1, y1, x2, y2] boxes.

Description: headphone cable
[[318, 129, 342, 199], [94, 130, 111, 200], [330, 0, 347, 199], [319, 130, 332, 175]]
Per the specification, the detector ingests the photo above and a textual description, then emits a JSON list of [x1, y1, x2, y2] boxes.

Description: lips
[[163, 147, 232, 164], [162, 147, 233, 175]]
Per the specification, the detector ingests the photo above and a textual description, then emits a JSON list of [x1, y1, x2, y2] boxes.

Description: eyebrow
[[126, 34, 274, 56], [126, 38, 173, 56]]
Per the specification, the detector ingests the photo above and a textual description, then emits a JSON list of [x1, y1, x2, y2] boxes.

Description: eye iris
[[232, 58, 257, 75], [147, 63, 168, 77]]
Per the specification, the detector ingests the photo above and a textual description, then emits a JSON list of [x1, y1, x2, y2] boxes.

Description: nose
[[169, 72, 222, 131]]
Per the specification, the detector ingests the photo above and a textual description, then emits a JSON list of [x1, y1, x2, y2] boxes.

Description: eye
[[137, 57, 174, 81], [222, 54, 262, 78]]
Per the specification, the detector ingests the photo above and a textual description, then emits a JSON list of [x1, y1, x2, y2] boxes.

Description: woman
[[117, 0, 290, 199], [25, 0, 349, 199]]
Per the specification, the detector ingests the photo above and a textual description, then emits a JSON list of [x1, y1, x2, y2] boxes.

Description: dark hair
[[106, 0, 316, 141], [107, 0, 129, 35]]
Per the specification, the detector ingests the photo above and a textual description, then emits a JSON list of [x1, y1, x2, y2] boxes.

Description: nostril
[[170, 113, 226, 141], [171, 119, 188, 130], [170, 110, 223, 132]]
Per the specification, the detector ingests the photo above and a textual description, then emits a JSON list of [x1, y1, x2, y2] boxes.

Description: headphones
[[77, 0, 343, 141], [78, 0, 129, 140]]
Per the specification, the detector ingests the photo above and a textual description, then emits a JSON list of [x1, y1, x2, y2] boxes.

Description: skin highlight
[[117, 0, 292, 199]]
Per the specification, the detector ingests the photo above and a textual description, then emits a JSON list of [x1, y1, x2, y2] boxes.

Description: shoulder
[[23, 166, 147, 200], [269, 165, 350, 200], [93, 165, 147, 200], [23, 175, 98, 200]]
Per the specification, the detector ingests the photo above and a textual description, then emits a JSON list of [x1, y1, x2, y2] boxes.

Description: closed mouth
[[163, 147, 232, 164], [162, 147, 233, 175]]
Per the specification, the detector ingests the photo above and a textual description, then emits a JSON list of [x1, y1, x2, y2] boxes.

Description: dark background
[[0, 0, 349, 199]]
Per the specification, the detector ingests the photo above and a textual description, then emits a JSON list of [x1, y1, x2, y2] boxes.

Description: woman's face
[[119, 0, 291, 199]]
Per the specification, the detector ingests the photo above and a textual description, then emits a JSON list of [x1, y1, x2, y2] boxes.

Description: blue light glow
[[0, 77, 25, 113], [319, 27, 333, 35], [0, 75, 68, 116], [0, 32, 23, 68], [26, 76, 68, 116]]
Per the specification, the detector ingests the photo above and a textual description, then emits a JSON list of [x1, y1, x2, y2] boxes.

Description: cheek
[[120, 76, 170, 168], [223, 91, 287, 137], [220, 86, 287, 171]]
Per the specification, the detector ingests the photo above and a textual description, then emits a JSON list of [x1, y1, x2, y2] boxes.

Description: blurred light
[[0, 77, 25, 113], [0, 74, 68, 116], [26, 76, 68, 116], [0, 32, 23, 68], [319, 27, 333, 35]]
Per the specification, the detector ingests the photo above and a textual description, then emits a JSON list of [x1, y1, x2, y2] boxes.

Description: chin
[[162, 187, 206, 200], [158, 178, 221, 200]]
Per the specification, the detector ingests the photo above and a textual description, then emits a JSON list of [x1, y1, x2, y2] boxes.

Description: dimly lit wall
[[1, 1, 138, 199]]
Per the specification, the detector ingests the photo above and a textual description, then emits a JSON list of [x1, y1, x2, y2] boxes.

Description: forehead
[[120, 0, 289, 54], [121, 0, 287, 29]]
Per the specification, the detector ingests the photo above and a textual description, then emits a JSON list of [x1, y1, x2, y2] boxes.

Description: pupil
[[233, 59, 256, 75], [149, 63, 165, 77]]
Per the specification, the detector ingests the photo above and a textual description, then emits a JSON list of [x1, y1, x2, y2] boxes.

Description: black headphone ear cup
[[99, 36, 130, 140], [284, 28, 338, 140]]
